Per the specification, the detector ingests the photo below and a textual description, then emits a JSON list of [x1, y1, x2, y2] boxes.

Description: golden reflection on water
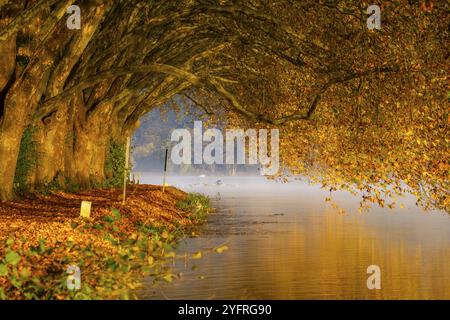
[[138, 178, 450, 300]]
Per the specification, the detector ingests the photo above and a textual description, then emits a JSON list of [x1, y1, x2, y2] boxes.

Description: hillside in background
[[132, 100, 259, 176]]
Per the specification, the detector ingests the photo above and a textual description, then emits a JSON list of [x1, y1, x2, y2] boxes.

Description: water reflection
[[137, 175, 450, 299]]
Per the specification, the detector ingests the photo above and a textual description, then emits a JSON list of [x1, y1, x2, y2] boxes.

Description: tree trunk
[[31, 105, 70, 187], [0, 35, 16, 93], [0, 52, 52, 201], [72, 100, 113, 188], [29, 3, 108, 190]]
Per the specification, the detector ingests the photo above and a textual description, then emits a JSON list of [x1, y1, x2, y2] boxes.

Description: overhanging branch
[[35, 63, 205, 120], [208, 66, 400, 125]]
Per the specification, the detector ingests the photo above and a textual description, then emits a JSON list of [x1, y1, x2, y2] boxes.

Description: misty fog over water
[[136, 174, 450, 299]]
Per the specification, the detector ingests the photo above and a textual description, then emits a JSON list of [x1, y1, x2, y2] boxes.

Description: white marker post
[[122, 136, 131, 205], [80, 201, 91, 218]]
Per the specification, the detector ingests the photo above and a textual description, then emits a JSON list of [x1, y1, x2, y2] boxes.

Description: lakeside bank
[[0, 185, 211, 299]]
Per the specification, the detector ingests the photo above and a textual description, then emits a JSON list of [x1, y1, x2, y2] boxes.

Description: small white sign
[[80, 201, 92, 218]]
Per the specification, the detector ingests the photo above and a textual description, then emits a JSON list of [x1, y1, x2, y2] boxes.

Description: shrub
[[176, 193, 212, 224], [104, 140, 127, 188]]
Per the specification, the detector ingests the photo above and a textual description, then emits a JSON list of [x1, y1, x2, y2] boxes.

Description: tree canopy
[[0, 0, 448, 212]]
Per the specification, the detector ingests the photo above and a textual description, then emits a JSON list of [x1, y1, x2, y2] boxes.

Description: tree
[[0, 0, 447, 213]]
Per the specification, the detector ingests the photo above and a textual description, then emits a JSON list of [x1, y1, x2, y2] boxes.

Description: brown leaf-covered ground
[[0, 185, 206, 299], [0, 185, 193, 248]]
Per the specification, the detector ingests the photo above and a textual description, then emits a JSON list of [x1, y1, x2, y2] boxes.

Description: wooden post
[[122, 136, 131, 205], [162, 148, 168, 192]]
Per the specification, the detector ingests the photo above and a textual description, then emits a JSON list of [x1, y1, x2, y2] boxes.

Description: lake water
[[137, 175, 450, 299]]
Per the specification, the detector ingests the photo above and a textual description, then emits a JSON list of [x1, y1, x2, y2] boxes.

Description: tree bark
[[0, 51, 52, 201], [31, 3, 107, 188], [32, 105, 69, 187], [71, 99, 113, 188], [0, 35, 16, 93]]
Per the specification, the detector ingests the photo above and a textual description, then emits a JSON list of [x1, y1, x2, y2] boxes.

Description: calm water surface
[[137, 175, 450, 299]]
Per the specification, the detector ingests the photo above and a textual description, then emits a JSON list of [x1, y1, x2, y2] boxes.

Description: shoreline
[[0, 185, 212, 299]]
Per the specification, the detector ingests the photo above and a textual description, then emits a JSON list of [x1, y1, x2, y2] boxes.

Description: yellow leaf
[[162, 274, 173, 283], [215, 245, 229, 254], [161, 230, 169, 239], [164, 251, 175, 258]]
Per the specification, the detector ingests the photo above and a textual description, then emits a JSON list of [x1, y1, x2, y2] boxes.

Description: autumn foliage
[[0, 185, 211, 299], [0, 1, 447, 213]]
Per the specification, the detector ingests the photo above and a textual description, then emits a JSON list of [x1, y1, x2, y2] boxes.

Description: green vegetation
[[1, 210, 183, 299], [64, 178, 81, 193], [104, 140, 127, 188], [176, 193, 212, 224], [0, 192, 213, 299], [13, 126, 37, 196], [34, 173, 82, 196]]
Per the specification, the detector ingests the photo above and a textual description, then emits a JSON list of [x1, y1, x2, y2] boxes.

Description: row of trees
[[0, 1, 447, 211]]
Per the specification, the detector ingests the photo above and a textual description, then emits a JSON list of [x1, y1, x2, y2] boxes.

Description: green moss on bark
[[13, 126, 38, 196]]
